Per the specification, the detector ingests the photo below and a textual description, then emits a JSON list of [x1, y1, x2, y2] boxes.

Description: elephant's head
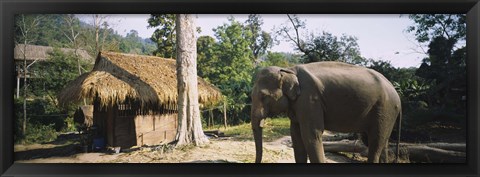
[[251, 66, 300, 163]]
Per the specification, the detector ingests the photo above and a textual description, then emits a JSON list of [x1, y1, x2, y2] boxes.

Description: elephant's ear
[[280, 69, 300, 100]]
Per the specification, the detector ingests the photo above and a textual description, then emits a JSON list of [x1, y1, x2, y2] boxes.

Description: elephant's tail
[[395, 111, 402, 163]]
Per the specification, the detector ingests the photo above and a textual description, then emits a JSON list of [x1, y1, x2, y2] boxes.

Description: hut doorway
[[113, 104, 137, 148]]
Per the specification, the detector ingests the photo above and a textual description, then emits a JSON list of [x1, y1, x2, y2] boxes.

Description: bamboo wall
[[93, 102, 178, 148]]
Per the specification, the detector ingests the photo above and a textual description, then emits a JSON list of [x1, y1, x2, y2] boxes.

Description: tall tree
[[62, 14, 84, 75], [212, 17, 255, 122], [276, 14, 309, 56], [92, 14, 109, 53], [120, 30, 144, 54], [15, 14, 42, 138], [174, 14, 208, 146], [197, 18, 256, 123], [148, 14, 177, 58], [306, 32, 362, 64], [407, 14, 466, 110], [261, 51, 292, 67], [197, 35, 219, 81], [406, 14, 466, 44], [244, 14, 273, 64], [276, 14, 363, 64], [62, 14, 88, 105]]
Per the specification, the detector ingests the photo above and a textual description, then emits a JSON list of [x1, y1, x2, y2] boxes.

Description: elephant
[[251, 61, 402, 163]]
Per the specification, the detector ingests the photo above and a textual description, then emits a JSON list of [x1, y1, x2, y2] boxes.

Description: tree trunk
[[23, 44, 27, 138], [223, 101, 227, 129], [94, 15, 100, 53], [17, 14, 41, 139], [174, 14, 208, 146]]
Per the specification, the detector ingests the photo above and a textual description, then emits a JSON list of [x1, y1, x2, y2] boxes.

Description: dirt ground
[[15, 131, 362, 163], [15, 123, 466, 164]]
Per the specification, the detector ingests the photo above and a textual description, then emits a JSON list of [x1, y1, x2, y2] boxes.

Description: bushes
[[220, 117, 290, 141], [21, 123, 58, 144], [404, 106, 465, 127], [14, 97, 73, 144]]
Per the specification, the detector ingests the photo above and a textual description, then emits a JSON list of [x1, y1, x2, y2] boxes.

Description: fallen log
[[204, 130, 226, 137], [322, 140, 466, 163], [407, 145, 466, 163], [323, 132, 356, 141], [323, 140, 367, 153], [424, 143, 466, 152]]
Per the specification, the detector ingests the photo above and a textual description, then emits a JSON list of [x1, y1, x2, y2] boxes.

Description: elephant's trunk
[[253, 124, 263, 163], [252, 109, 265, 163]]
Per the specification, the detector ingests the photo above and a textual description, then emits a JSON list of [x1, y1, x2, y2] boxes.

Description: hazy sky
[[78, 14, 428, 68]]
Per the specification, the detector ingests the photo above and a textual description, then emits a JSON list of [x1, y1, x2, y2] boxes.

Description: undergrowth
[[207, 117, 290, 142]]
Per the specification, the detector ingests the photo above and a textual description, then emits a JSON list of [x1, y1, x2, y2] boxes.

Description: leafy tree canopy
[[197, 17, 255, 123], [276, 14, 364, 64], [148, 14, 177, 58], [406, 14, 466, 44], [407, 14, 466, 111], [244, 14, 273, 61]]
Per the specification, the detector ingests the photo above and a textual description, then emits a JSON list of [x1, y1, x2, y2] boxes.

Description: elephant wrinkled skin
[[251, 61, 402, 163]]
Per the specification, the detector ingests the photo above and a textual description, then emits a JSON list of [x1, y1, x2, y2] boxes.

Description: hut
[[58, 51, 222, 148], [14, 44, 93, 98]]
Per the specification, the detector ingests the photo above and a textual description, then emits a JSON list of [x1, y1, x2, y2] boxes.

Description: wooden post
[[223, 101, 227, 129], [16, 76, 20, 98], [209, 109, 213, 128]]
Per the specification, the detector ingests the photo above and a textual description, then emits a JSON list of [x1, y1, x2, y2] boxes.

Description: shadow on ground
[[15, 133, 85, 161], [184, 160, 240, 163]]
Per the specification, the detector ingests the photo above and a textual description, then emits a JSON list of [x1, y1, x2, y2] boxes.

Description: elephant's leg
[[380, 140, 389, 163], [290, 122, 307, 163], [367, 134, 388, 163], [301, 129, 326, 163]]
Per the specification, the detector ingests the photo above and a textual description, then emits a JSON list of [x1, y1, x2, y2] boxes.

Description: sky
[[78, 14, 428, 68]]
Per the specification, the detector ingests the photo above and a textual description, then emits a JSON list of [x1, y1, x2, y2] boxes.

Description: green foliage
[[197, 35, 219, 81], [22, 123, 58, 144], [197, 17, 255, 124], [406, 14, 466, 43], [13, 14, 170, 144], [305, 32, 363, 64], [31, 48, 91, 97], [367, 60, 398, 80], [275, 15, 364, 64], [118, 30, 156, 55], [406, 15, 466, 112], [393, 79, 429, 103], [244, 14, 273, 59], [15, 14, 155, 57], [367, 60, 417, 82], [196, 18, 260, 124], [415, 37, 466, 110], [14, 98, 62, 143], [403, 107, 465, 132], [260, 51, 293, 67], [15, 14, 71, 47], [148, 14, 176, 58], [400, 14, 467, 133], [221, 117, 290, 142]]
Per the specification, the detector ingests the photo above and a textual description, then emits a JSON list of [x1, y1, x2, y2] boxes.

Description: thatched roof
[[14, 44, 93, 62], [58, 51, 222, 110]]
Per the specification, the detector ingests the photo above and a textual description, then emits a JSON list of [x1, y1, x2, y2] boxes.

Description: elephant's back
[[298, 62, 392, 87], [299, 61, 374, 75], [295, 61, 401, 132]]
